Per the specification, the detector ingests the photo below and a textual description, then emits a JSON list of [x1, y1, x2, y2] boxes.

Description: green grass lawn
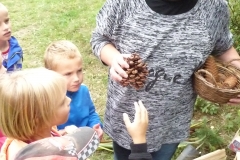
[[2, 0, 112, 159]]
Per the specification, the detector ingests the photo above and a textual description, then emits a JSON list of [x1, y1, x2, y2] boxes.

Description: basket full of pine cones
[[194, 56, 240, 104]]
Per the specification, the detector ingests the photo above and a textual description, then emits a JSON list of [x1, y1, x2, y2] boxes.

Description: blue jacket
[[58, 84, 102, 130], [2, 36, 23, 72]]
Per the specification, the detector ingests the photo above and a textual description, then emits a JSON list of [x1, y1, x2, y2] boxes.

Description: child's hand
[[58, 129, 67, 136], [0, 54, 5, 74], [0, 65, 6, 74], [93, 123, 103, 140], [123, 100, 149, 144]]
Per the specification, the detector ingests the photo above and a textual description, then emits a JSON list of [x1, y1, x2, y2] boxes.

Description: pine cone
[[223, 76, 238, 89], [204, 56, 219, 84], [120, 53, 149, 90], [217, 73, 227, 83]]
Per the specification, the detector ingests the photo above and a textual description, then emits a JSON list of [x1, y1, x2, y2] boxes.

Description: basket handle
[[197, 69, 217, 86]]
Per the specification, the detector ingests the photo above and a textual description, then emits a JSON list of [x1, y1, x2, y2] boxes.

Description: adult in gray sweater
[[91, 0, 240, 159]]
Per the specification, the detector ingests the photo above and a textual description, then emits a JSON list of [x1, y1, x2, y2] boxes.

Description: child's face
[[55, 57, 83, 92], [0, 5, 11, 41], [53, 91, 71, 126]]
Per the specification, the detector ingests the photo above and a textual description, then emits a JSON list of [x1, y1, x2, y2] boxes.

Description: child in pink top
[[0, 68, 71, 159]]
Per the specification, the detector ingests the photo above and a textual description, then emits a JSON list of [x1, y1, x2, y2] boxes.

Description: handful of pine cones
[[119, 53, 149, 90], [204, 56, 238, 89]]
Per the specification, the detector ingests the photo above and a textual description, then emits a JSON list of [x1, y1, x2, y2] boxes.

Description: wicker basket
[[194, 59, 240, 104]]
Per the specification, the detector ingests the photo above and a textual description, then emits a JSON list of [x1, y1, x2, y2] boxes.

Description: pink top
[[0, 131, 6, 150]]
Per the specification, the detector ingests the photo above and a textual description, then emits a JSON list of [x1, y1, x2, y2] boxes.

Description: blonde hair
[[0, 68, 66, 141], [0, 3, 8, 11], [44, 40, 82, 70]]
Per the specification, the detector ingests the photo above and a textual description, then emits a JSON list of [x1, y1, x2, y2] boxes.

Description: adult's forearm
[[100, 44, 121, 66], [217, 47, 240, 68], [91, 32, 121, 66]]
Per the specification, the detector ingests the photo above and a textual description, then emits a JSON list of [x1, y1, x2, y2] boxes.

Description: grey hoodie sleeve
[[90, 0, 130, 60], [212, 0, 233, 55]]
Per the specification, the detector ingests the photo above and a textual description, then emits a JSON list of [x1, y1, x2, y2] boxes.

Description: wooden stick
[[193, 149, 226, 160]]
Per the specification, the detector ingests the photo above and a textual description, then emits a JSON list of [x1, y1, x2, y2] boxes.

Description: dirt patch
[[13, 24, 39, 41]]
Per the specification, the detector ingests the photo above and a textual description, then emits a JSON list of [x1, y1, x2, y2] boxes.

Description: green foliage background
[[229, 0, 240, 52]]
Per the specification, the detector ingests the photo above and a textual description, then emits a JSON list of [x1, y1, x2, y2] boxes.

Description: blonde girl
[[0, 68, 71, 160]]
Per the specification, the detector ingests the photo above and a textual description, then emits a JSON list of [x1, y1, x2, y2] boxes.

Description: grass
[[2, 0, 111, 159], [2, 0, 240, 159]]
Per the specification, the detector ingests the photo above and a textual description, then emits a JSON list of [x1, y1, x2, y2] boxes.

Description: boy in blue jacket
[[0, 3, 23, 72], [44, 40, 103, 140]]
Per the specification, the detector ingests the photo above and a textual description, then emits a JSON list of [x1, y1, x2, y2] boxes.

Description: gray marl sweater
[[91, 0, 233, 152]]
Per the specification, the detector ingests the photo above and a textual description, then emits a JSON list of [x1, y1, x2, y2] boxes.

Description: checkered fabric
[[14, 127, 100, 160], [78, 132, 99, 160]]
